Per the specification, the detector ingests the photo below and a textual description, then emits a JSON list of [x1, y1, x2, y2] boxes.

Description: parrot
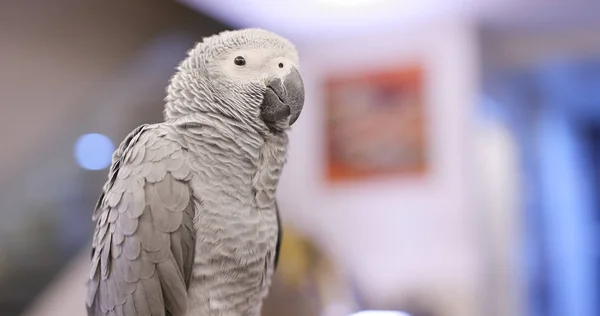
[[86, 28, 305, 316]]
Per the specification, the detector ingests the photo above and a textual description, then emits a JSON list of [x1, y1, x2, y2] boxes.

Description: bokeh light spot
[[74, 133, 115, 170]]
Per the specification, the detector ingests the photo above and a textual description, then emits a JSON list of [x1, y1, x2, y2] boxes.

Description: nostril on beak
[[268, 87, 285, 103]]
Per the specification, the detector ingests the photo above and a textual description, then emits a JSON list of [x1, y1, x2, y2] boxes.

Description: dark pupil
[[234, 56, 245, 66], [278, 63, 284, 68]]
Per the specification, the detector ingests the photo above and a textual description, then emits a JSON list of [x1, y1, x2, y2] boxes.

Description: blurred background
[[0, 0, 599, 315]]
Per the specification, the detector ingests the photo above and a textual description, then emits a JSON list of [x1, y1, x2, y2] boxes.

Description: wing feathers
[[87, 125, 196, 316], [157, 259, 188, 315]]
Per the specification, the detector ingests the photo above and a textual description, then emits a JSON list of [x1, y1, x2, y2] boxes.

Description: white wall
[[474, 114, 524, 316], [277, 19, 483, 315]]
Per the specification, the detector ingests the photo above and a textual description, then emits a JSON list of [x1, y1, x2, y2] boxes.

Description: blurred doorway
[[481, 55, 600, 316]]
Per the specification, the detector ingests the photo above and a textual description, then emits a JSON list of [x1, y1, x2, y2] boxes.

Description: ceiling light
[[315, 0, 387, 7], [350, 311, 412, 316]]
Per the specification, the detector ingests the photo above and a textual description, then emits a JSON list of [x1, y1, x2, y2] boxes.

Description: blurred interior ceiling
[[178, 0, 597, 41], [0, 0, 226, 185]]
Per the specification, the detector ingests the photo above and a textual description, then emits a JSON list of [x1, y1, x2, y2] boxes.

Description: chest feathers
[[252, 134, 288, 210]]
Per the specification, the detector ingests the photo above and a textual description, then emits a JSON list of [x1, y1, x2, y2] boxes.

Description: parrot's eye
[[278, 63, 284, 68], [234, 56, 246, 66]]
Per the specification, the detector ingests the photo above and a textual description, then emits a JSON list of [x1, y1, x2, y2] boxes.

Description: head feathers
[[164, 28, 299, 132], [191, 28, 298, 64]]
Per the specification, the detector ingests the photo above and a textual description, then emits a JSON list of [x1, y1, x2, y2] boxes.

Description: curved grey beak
[[261, 66, 305, 127]]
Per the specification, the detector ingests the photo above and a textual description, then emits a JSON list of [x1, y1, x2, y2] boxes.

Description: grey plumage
[[87, 28, 304, 316], [88, 124, 196, 316]]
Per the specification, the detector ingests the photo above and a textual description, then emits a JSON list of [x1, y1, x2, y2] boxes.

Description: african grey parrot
[[86, 28, 305, 316]]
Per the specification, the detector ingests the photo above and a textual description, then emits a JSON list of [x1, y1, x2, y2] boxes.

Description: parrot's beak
[[261, 66, 305, 127]]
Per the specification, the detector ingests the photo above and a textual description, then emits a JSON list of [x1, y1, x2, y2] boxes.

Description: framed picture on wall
[[324, 65, 428, 182]]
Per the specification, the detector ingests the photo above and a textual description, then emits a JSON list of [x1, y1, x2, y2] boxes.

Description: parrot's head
[[165, 28, 305, 133]]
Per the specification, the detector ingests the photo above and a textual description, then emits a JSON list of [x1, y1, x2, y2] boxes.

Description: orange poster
[[325, 65, 428, 182]]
